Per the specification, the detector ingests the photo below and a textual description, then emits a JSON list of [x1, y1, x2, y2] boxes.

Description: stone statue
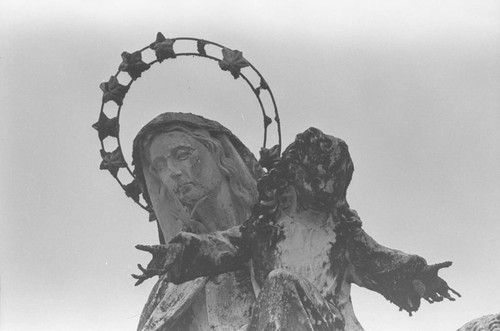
[[457, 313, 500, 331], [132, 113, 263, 330], [131, 113, 460, 331], [93, 34, 460, 331]]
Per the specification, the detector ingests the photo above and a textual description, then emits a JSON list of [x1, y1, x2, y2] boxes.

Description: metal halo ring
[[93, 32, 281, 214]]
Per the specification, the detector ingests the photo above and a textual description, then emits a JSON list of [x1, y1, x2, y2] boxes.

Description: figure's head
[[146, 128, 224, 206], [132, 113, 263, 239], [281, 127, 354, 211]]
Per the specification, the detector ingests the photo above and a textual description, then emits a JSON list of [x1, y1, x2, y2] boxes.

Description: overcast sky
[[1, 1, 499, 330]]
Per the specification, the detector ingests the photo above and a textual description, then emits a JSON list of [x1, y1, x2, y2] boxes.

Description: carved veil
[[131, 112, 264, 242]]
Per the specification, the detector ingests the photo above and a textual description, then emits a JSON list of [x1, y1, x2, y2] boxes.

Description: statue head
[[280, 127, 354, 211], [132, 112, 263, 240], [147, 129, 224, 206]]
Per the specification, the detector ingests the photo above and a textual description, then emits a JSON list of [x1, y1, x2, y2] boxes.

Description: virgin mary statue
[[131, 113, 459, 331], [94, 35, 458, 331], [132, 112, 263, 331]]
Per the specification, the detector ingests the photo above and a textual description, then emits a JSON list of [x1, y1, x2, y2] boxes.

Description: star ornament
[[197, 40, 207, 56], [124, 179, 142, 203], [218, 48, 249, 79], [99, 148, 127, 177], [150, 32, 176, 63], [100, 76, 129, 106], [92, 112, 119, 141], [118, 51, 151, 80]]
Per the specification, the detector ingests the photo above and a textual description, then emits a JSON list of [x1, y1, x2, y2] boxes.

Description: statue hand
[[411, 261, 461, 305], [131, 243, 183, 286]]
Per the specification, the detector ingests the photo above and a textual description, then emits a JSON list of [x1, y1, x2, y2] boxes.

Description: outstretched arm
[[344, 225, 460, 315], [132, 226, 251, 286]]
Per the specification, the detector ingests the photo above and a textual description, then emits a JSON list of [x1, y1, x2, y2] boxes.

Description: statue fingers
[[427, 261, 453, 274], [131, 273, 147, 286], [422, 292, 439, 304], [131, 262, 168, 286], [414, 274, 460, 304], [135, 244, 156, 253], [137, 244, 167, 252], [420, 277, 444, 303], [134, 277, 146, 286], [137, 263, 147, 273], [412, 280, 435, 304], [438, 289, 455, 301], [131, 273, 144, 280], [136, 244, 171, 260], [428, 292, 444, 303], [437, 284, 461, 301], [449, 287, 461, 298]]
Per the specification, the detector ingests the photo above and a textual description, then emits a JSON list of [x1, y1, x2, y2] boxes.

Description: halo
[[93, 32, 281, 216]]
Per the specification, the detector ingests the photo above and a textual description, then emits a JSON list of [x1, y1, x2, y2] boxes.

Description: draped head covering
[[132, 112, 263, 241], [132, 113, 262, 331]]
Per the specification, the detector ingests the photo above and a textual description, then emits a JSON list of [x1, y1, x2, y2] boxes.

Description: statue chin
[[176, 185, 202, 205]]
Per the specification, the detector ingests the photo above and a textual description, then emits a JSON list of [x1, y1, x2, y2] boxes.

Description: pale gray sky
[[1, 1, 499, 330]]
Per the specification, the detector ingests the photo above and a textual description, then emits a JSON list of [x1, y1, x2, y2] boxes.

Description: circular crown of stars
[[92, 33, 281, 219]]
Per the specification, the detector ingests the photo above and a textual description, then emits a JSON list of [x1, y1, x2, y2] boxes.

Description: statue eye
[[175, 147, 193, 160], [152, 158, 168, 171]]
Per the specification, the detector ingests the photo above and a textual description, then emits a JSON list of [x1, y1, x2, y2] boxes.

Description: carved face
[[285, 128, 354, 210], [148, 131, 223, 205]]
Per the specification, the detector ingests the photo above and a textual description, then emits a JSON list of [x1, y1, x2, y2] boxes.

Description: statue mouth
[[177, 182, 194, 196]]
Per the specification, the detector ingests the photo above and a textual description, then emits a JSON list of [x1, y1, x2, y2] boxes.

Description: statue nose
[[167, 159, 182, 177]]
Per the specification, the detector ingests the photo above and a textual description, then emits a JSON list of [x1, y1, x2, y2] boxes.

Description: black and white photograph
[[1, 1, 499, 330]]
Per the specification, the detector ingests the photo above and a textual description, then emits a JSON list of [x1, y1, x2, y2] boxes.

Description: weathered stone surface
[[248, 269, 344, 331], [458, 313, 500, 331], [138, 277, 207, 331], [131, 116, 459, 331], [133, 113, 260, 331]]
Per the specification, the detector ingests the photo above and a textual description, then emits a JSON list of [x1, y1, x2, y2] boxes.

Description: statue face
[[148, 131, 223, 205]]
